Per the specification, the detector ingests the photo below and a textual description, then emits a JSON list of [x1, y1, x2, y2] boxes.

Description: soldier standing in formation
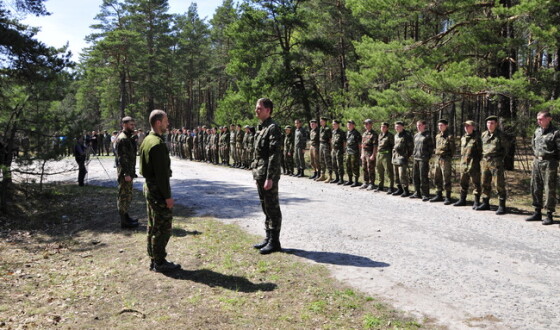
[[375, 122, 394, 193], [308, 119, 320, 180], [360, 119, 378, 190], [235, 124, 245, 167], [411, 120, 433, 201], [284, 125, 295, 176], [252, 98, 283, 255], [116, 116, 140, 229], [229, 124, 237, 167], [186, 129, 193, 160], [317, 117, 333, 182], [293, 119, 307, 177], [431, 119, 455, 205], [526, 111, 560, 225], [330, 120, 346, 184], [220, 126, 230, 166], [454, 120, 482, 208], [345, 120, 361, 187], [392, 121, 414, 197]]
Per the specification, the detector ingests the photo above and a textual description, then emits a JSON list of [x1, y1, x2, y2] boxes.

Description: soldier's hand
[[166, 198, 174, 209], [264, 179, 273, 190], [124, 175, 132, 182], [369, 155, 375, 161]]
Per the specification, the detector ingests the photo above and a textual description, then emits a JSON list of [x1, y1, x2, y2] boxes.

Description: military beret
[[320, 116, 329, 121], [364, 119, 373, 124], [347, 120, 356, 125], [285, 125, 292, 129], [485, 115, 498, 122], [381, 122, 390, 126], [122, 116, 134, 123], [310, 119, 317, 123], [438, 119, 448, 125], [394, 121, 405, 126], [463, 120, 475, 126], [332, 120, 340, 124]]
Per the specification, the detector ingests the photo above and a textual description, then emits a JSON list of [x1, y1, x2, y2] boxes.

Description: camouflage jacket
[[236, 130, 244, 144], [532, 124, 560, 161], [320, 126, 332, 145], [392, 130, 414, 165], [246, 132, 255, 151], [242, 131, 250, 149], [139, 132, 172, 201], [481, 129, 508, 161], [361, 129, 378, 153], [435, 131, 455, 159], [309, 127, 320, 147], [220, 130, 230, 147], [377, 131, 394, 154], [413, 131, 433, 161], [284, 132, 294, 153], [252, 117, 282, 181], [346, 129, 362, 155], [187, 134, 193, 147], [331, 128, 346, 151], [230, 130, 236, 145], [294, 127, 308, 149], [116, 130, 137, 179], [460, 132, 482, 172]]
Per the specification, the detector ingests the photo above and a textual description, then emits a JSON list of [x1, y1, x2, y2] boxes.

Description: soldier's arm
[[150, 144, 172, 200], [554, 130, 560, 160], [266, 125, 282, 180], [117, 138, 134, 177]]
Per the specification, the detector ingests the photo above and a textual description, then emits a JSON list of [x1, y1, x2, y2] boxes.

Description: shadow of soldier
[[282, 249, 390, 268], [172, 228, 202, 237], [162, 268, 277, 293]]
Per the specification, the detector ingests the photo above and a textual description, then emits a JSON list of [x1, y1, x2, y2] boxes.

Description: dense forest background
[[2, 0, 560, 202]]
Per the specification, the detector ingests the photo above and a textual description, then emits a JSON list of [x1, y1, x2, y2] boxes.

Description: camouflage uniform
[[178, 131, 186, 159], [186, 133, 193, 160], [346, 128, 362, 182], [220, 129, 230, 165], [236, 129, 245, 166], [433, 130, 455, 194], [412, 130, 433, 197], [392, 130, 414, 190], [193, 132, 200, 160], [531, 124, 560, 213], [481, 129, 508, 200], [140, 131, 173, 264], [331, 127, 346, 180], [252, 117, 283, 231], [284, 130, 295, 175], [459, 131, 482, 197], [319, 125, 333, 176], [309, 126, 320, 171], [246, 129, 255, 167], [230, 129, 237, 165], [294, 126, 307, 172], [361, 129, 378, 186], [376, 131, 394, 190], [116, 130, 137, 217]]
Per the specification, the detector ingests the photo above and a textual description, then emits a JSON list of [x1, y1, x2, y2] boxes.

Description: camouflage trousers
[[393, 163, 410, 188], [433, 157, 452, 193], [185, 145, 192, 160], [459, 165, 481, 196], [256, 179, 282, 231], [531, 159, 558, 212], [284, 151, 294, 173], [144, 183, 173, 263], [331, 149, 344, 177], [230, 144, 237, 164], [376, 152, 393, 188], [413, 159, 430, 196], [310, 146, 320, 170], [221, 147, 230, 164], [236, 143, 244, 164], [117, 177, 133, 215], [481, 158, 506, 200], [319, 144, 332, 173], [346, 153, 360, 181], [361, 151, 376, 184], [294, 148, 306, 170]]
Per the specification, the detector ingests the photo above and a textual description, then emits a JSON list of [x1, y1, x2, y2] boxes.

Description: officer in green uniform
[[360, 119, 378, 190], [345, 120, 361, 187], [220, 126, 230, 166], [411, 120, 433, 201], [309, 120, 321, 179], [526, 111, 560, 225], [235, 124, 245, 167], [317, 117, 333, 182], [229, 124, 237, 166], [251, 98, 283, 254], [284, 125, 295, 176], [477, 115, 509, 215], [330, 120, 346, 184], [392, 121, 414, 197], [453, 120, 482, 208], [375, 122, 394, 193], [431, 119, 455, 204], [186, 129, 193, 160], [293, 119, 307, 177], [116, 116, 139, 229], [140, 109, 180, 272]]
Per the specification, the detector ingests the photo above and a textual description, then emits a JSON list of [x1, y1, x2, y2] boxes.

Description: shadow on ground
[[162, 268, 277, 292], [283, 248, 390, 268]]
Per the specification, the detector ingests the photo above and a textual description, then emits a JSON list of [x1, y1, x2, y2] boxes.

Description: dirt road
[[49, 157, 560, 329]]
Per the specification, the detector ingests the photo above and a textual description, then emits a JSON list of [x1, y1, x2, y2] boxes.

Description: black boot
[[525, 209, 542, 221], [495, 199, 507, 215], [126, 213, 139, 223], [453, 192, 467, 207], [152, 259, 181, 272], [430, 191, 444, 202], [121, 213, 139, 229], [472, 194, 481, 210], [350, 179, 361, 187], [386, 187, 395, 194], [260, 230, 281, 254], [374, 185, 384, 192], [253, 230, 271, 249], [392, 185, 403, 196], [543, 212, 554, 225], [330, 174, 339, 184], [309, 171, 318, 180], [409, 191, 421, 199], [443, 191, 453, 205], [476, 197, 490, 211], [400, 186, 411, 197], [343, 177, 353, 186]]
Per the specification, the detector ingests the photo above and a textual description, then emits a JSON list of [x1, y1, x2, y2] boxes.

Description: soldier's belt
[[378, 150, 390, 154]]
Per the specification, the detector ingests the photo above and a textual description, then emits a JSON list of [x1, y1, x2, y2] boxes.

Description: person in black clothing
[[74, 136, 88, 186]]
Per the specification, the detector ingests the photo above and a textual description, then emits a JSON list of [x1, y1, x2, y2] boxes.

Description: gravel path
[[47, 157, 560, 329]]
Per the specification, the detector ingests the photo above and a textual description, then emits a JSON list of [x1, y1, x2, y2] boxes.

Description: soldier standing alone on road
[[453, 120, 482, 208], [375, 122, 394, 193], [430, 119, 455, 205], [116, 116, 140, 229], [140, 109, 181, 272], [252, 98, 283, 255], [526, 111, 560, 225], [411, 120, 433, 201]]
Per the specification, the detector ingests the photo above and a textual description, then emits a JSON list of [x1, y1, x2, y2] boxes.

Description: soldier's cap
[[394, 121, 405, 126], [485, 115, 498, 122], [230, 124, 235, 126], [463, 120, 475, 126], [438, 119, 449, 125], [381, 122, 390, 126], [285, 125, 292, 129], [112, 131, 118, 134], [332, 120, 340, 124], [202, 125, 207, 128], [310, 119, 317, 123], [320, 116, 329, 121], [244, 125, 249, 129], [347, 120, 356, 125], [364, 119, 373, 124], [121, 116, 134, 123]]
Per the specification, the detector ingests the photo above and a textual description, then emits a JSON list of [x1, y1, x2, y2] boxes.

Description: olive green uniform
[[346, 129, 362, 182], [319, 126, 333, 173], [116, 130, 137, 217], [361, 129, 378, 185], [481, 129, 509, 200], [531, 124, 560, 212], [294, 127, 307, 171], [459, 132, 482, 196], [392, 130, 414, 189], [331, 128, 346, 178], [309, 127, 320, 171], [284, 132, 295, 175], [376, 131, 394, 189], [433, 131, 455, 193], [412, 131, 433, 197]]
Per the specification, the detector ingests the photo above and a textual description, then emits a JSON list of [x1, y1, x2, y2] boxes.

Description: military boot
[[443, 191, 453, 205], [152, 259, 181, 273], [350, 178, 361, 187], [430, 191, 444, 202], [324, 172, 333, 183], [315, 171, 327, 182], [309, 171, 318, 180], [453, 192, 467, 206], [121, 213, 139, 229], [543, 212, 554, 225], [495, 199, 507, 215], [392, 185, 403, 196], [400, 186, 411, 197], [359, 183, 369, 189], [472, 194, 481, 210], [343, 177, 353, 186], [409, 191, 421, 199], [297, 168, 305, 177], [330, 174, 339, 184], [367, 184, 375, 190], [374, 185, 384, 192], [260, 230, 281, 255], [476, 197, 491, 211], [525, 209, 542, 221], [337, 177, 345, 185], [422, 195, 431, 202], [386, 187, 396, 194], [253, 230, 271, 249]]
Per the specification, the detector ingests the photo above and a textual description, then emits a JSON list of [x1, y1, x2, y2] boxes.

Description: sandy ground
[[44, 157, 560, 329]]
